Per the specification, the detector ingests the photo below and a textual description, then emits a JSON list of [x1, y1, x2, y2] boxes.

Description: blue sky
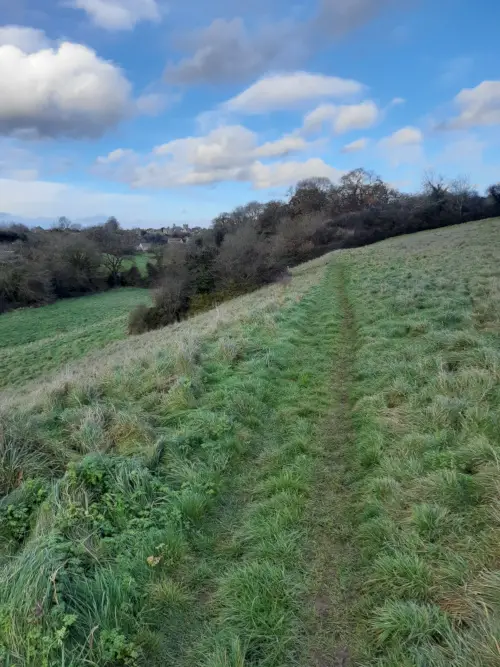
[[0, 0, 499, 227]]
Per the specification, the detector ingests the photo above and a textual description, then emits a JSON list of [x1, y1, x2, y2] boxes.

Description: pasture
[[0, 288, 151, 389], [2, 219, 500, 666]]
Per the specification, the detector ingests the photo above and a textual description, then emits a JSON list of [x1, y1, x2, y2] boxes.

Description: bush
[[128, 277, 191, 334], [121, 265, 143, 287]]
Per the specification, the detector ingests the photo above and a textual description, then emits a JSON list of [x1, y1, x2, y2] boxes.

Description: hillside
[[0, 288, 151, 390], [1, 218, 500, 666]]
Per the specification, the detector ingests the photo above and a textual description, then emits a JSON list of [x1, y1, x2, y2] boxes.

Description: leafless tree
[[450, 175, 476, 220]]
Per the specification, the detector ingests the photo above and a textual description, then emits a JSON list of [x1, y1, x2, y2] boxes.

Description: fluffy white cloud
[[446, 81, 500, 128], [69, 0, 161, 30], [378, 126, 424, 165], [151, 125, 309, 172], [0, 177, 151, 220], [303, 100, 379, 134], [380, 126, 423, 147], [0, 40, 132, 138], [249, 158, 342, 189], [253, 135, 308, 158], [153, 125, 256, 170], [225, 72, 363, 114], [99, 125, 335, 190], [341, 137, 369, 153], [0, 26, 50, 52]]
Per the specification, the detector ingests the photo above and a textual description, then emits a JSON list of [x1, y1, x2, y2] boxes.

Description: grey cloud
[[314, 0, 394, 38], [165, 18, 303, 85], [165, 0, 403, 85]]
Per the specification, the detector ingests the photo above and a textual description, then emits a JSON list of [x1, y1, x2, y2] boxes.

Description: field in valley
[[2, 218, 500, 666], [0, 288, 151, 390]]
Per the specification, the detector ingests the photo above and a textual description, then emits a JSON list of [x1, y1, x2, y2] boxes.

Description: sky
[[0, 0, 499, 227]]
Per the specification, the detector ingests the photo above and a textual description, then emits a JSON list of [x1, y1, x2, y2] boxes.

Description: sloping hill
[[2, 218, 500, 666]]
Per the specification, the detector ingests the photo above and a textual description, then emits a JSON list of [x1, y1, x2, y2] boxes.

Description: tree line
[[0, 217, 151, 313], [1, 169, 499, 322], [129, 169, 500, 333]]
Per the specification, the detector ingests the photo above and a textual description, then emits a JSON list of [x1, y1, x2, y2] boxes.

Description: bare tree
[[450, 175, 476, 221], [422, 170, 449, 201]]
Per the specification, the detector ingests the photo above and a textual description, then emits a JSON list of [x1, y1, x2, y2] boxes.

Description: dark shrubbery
[[0, 218, 144, 313], [2, 171, 500, 323], [130, 171, 500, 333]]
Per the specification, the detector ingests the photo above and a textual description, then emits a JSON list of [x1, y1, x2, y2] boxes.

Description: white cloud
[[151, 125, 309, 172], [96, 148, 135, 165], [100, 125, 335, 190], [0, 40, 132, 138], [390, 97, 406, 106], [0, 26, 50, 53], [253, 135, 308, 158], [249, 158, 343, 189], [303, 100, 379, 134], [378, 126, 424, 165], [69, 0, 161, 30], [341, 137, 368, 153], [0, 177, 151, 221], [225, 72, 364, 114], [380, 126, 423, 147], [446, 81, 500, 129], [153, 125, 257, 169]]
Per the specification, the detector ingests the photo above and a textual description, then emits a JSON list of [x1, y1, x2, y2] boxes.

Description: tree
[[422, 170, 448, 201], [289, 178, 332, 217], [487, 183, 500, 205], [450, 175, 476, 221], [104, 216, 120, 233], [55, 216, 72, 231], [337, 169, 393, 212]]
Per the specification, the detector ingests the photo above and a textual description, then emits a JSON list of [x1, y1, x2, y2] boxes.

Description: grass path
[[0, 256, 338, 666], [302, 258, 359, 666]]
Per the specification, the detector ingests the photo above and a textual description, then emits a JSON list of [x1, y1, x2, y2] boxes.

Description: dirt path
[[303, 258, 360, 666]]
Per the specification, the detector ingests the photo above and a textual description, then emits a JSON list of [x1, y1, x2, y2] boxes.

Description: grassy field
[[122, 253, 155, 276], [2, 218, 500, 666], [0, 288, 151, 389]]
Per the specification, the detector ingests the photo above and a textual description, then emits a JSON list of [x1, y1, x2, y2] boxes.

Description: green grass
[[0, 288, 151, 389], [4, 218, 500, 666], [339, 217, 500, 665], [0, 254, 331, 666], [122, 253, 155, 275]]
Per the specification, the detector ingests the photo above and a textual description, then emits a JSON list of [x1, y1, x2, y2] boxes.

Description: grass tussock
[[344, 217, 500, 665], [0, 253, 332, 665]]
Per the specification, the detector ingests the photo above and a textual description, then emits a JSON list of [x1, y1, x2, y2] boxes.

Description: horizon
[[0, 0, 499, 225]]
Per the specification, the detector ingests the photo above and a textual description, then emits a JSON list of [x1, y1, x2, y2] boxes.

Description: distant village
[[136, 224, 203, 251]]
